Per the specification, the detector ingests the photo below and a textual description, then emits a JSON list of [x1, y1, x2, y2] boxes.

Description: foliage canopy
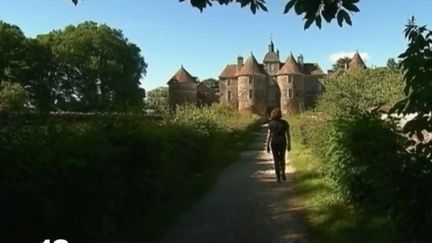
[[317, 67, 404, 117], [0, 21, 147, 112], [71, 0, 360, 29]]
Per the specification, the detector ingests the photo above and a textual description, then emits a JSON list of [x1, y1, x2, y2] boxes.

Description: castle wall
[[169, 83, 198, 108], [304, 75, 325, 108], [238, 75, 267, 115], [277, 74, 305, 115], [219, 78, 238, 109]]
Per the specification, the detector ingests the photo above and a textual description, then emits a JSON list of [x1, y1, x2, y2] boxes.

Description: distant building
[[327, 51, 367, 75], [167, 42, 367, 117], [167, 66, 216, 108], [219, 41, 326, 116]]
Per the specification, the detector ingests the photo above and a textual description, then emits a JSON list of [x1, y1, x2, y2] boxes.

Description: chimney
[[276, 49, 280, 58], [237, 55, 244, 71]]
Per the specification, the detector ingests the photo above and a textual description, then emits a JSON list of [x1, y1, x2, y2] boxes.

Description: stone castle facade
[[219, 41, 326, 116], [167, 65, 216, 108], [167, 41, 367, 116]]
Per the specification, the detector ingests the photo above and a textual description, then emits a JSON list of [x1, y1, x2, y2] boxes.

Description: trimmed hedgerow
[[0, 104, 259, 243]]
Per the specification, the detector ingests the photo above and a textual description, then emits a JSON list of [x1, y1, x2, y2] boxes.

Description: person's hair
[[270, 108, 282, 120]]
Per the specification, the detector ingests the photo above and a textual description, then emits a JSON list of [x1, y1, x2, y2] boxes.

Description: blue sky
[[1, 0, 432, 91]]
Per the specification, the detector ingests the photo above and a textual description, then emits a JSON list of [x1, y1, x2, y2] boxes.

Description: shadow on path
[[161, 125, 307, 243]]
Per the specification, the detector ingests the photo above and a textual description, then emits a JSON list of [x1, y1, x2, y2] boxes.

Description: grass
[[290, 141, 401, 243]]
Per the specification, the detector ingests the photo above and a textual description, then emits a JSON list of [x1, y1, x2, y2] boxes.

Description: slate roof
[[167, 66, 198, 84], [219, 64, 237, 78], [237, 54, 266, 76], [277, 54, 301, 75], [349, 52, 366, 69]]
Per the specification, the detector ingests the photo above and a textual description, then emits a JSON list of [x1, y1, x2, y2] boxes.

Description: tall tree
[[391, 18, 432, 155], [40, 21, 147, 111], [201, 78, 219, 95], [145, 87, 168, 114], [0, 21, 28, 84], [386, 58, 401, 70], [332, 57, 352, 70], [0, 82, 28, 111], [318, 67, 404, 117]]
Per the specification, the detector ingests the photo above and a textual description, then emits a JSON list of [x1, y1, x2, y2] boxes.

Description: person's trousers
[[271, 143, 286, 181]]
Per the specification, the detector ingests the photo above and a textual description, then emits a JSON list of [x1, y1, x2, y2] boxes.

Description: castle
[[167, 41, 366, 116]]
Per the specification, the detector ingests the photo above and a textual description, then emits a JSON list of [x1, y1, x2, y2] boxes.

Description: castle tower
[[263, 40, 280, 76], [167, 65, 199, 108], [237, 54, 268, 114], [349, 51, 367, 70], [276, 53, 304, 114], [263, 40, 281, 109]]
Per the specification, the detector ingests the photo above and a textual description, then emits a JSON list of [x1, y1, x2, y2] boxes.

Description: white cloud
[[329, 51, 370, 63]]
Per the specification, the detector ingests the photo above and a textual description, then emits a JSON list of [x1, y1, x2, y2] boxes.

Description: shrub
[[0, 106, 259, 242], [323, 112, 408, 206]]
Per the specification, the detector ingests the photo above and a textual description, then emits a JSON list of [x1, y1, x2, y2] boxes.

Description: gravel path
[[161, 125, 307, 243]]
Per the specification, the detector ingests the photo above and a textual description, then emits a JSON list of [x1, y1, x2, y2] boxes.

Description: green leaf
[[315, 16, 322, 29], [342, 1, 360, 12], [294, 2, 304, 15], [336, 10, 351, 27], [257, 1, 268, 12], [250, 3, 257, 14], [342, 10, 352, 25], [336, 11, 344, 27], [304, 17, 314, 30], [283, 0, 296, 14]]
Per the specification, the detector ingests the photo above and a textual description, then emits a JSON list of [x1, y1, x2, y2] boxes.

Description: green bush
[[0, 105, 259, 242], [322, 113, 408, 206]]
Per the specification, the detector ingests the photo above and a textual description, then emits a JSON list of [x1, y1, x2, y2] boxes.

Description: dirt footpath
[[161, 125, 307, 243]]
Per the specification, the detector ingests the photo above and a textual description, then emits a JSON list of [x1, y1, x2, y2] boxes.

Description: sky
[[1, 0, 432, 91]]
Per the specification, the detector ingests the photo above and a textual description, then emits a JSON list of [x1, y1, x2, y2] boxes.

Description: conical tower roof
[[237, 54, 264, 76], [349, 52, 366, 69], [167, 65, 197, 84], [277, 53, 301, 75]]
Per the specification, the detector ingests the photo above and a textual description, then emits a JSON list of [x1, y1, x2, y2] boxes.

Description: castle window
[[248, 89, 254, 100], [248, 77, 253, 85], [288, 88, 293, 99], [288, 76, 292, 83], [227, 79, 232, 86], [227, 91, 232, 101]]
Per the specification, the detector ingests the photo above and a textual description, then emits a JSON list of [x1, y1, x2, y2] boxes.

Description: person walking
[[266, 108, 291, 183]]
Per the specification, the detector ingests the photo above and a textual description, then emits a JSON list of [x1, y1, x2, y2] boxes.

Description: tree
[[71, 0, 360, 29], [201, 78, 219, 95], [39, 21, 147, 111], [386, 58, 401, 70], [145, 87, 168, 114], [318, 67, 404, 118], [391, 18, 432, 156], [0, 81, 28, 111], [332, 57, 352, 70], [0, 21, 28, 84]]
